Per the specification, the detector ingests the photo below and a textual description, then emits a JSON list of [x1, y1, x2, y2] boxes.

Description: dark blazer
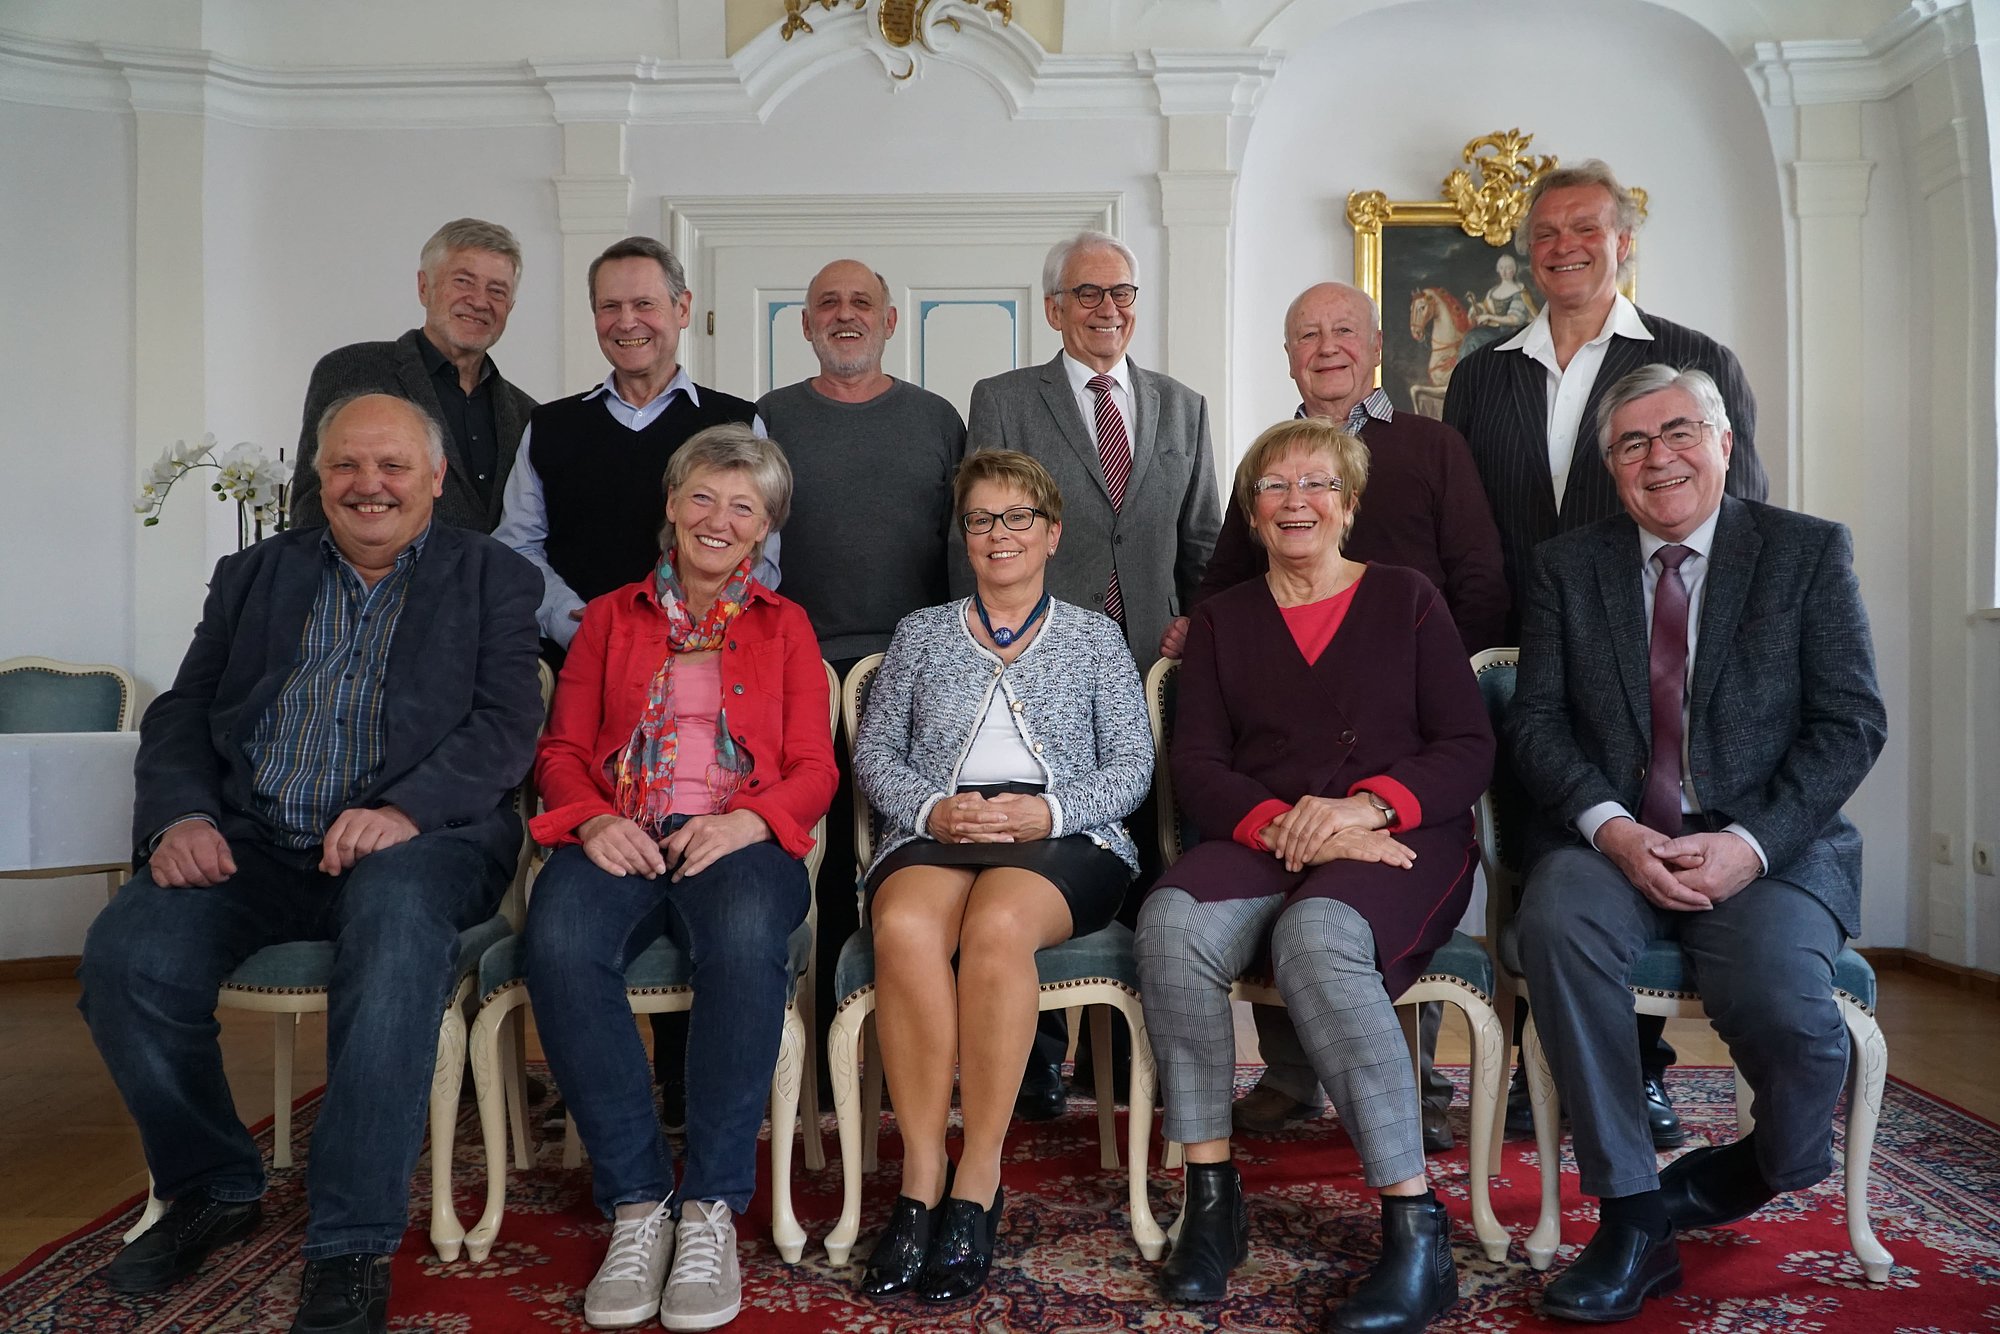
[[1166, 564, 1495, 997], [1505, 497, 1886, 935], [290, 329, 537, 533], [1193, 410, 1509, 652], [1442, 308, 1768, 628], [132, 523, 546, 869], [966, 353, 1221, 670]]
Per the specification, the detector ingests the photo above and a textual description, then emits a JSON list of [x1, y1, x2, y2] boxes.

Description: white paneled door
[[666, 194, 1122, 419]]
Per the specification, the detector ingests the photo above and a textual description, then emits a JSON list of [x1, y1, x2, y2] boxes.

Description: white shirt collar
[[583, 364, 698, 412], [1637, 503, 1721, 564], [1498, 292, 1652, 356], [1062, 352, 1131, 397]]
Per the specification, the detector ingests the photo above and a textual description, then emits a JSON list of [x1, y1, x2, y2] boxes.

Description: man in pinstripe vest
[[1444, 160, 1771, 1150]]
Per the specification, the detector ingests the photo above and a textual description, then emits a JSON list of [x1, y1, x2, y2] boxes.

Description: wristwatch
[[1364, 791, 1395, 829]]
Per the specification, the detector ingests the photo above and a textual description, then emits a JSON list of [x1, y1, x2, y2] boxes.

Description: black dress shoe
[[1328, 1192, 1456, 1333], [1658, 1143, 1777, 1231], [1421, 1105, 1455, 1155], [917, 1188, 1005, 1303], [1540, 1221, 1680, 1323], [1504, 1066, 1534, 1138], [1014, 1060, 1067, 1122], [291, 1253, 392, 1334], [862, 1189, 945, 1296], [102, 1191, 262, 1294], [1159, 1161, 1249, 1303], [1643, 1076, 1687, 1150]]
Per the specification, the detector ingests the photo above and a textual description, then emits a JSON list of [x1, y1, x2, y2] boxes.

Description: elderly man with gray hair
[[85, 393, 545, 1334], [293, 218, 537, 532]]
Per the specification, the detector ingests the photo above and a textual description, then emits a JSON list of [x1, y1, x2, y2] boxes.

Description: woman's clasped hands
[[1259, 793, 1416, 873], [925, 791, 1053, 845]]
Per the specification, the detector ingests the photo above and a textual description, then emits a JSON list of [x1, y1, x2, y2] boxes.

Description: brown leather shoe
[[1231, 1082, 1317, 1135]]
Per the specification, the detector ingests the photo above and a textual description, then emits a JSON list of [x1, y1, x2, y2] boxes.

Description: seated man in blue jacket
[[80, 393, 545, 1334]]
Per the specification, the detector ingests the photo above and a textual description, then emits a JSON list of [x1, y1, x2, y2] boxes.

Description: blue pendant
[[992, 626, 1016, 646]]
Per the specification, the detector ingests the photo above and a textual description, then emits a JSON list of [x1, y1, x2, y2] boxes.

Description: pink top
[[669, 654, 727, 816], [1276, 574, 1363, 666]]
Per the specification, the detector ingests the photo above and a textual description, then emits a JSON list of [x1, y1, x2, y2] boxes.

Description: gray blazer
[[290, 329, 537, 533], [965, 353, 1221, 669], [1505, 495, 1887, 935]]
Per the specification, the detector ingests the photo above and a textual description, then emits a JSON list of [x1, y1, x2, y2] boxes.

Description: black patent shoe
[[1328, 1192, 1457, 1333], [291, 1253, 392, 1334], [1160, 1161, 1249, 1303], [1659, 1142, 1777, 1232], [1643, 1076, 1688, 1150], [1540, 1221, 1680, 1323], [862, 1193, 941, 1297], [102, 1191, 262, 1294], [916, 1188, 1005, 1303], [1015, 1059, 1067, 1122]]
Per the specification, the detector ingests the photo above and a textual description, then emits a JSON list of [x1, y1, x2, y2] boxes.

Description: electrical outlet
[[1932, 832, 1955, 866], [1976, 842, 1996, 877]]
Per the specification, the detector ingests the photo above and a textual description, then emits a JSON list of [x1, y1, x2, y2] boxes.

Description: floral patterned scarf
[[610, 550, 755, 836]]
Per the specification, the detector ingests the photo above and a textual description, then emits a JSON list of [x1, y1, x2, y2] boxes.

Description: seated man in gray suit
[[83, 394, 545, 1334], [291, 218, 535, 533], [1508, 366, 1885, 1323], [966, 229, 1222, 1115], [966, 230, 1221, 672]]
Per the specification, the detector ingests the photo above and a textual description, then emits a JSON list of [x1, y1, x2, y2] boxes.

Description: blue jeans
[[78, 834, 505, 1258], [524, 837, 808, 1216]]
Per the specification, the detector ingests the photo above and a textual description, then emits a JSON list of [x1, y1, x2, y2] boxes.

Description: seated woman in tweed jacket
[[1133, 417, 1493, 1330], [851, 450, 1152, 1304]]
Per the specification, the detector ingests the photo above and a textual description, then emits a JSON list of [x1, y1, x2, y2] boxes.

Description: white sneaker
[[659, 1199, 741, 1331], [583, 1200, 674, 1328]]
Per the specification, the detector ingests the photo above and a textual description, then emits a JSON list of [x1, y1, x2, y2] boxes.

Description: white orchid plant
[[135, 434, 291, 548]]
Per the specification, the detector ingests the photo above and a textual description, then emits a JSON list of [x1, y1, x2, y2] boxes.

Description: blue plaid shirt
[[1295, 386, 1394, 430], [247, 528, 429, 848]]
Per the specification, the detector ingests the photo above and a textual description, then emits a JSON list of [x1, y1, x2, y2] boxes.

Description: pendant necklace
[[974, 591, 1050, 648]]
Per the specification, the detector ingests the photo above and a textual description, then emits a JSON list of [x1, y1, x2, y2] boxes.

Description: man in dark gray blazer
[[83, 394, 544, 1334], [966, 230, 1221, 672], [1443, 159, 1770, 1141], [291, 218, 536, 533], [1508, 366, 1884, 1323]]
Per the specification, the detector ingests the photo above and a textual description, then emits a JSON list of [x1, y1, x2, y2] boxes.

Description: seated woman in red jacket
[[523, 424, 836, 1334], [1133, 417, 1493, 1331]]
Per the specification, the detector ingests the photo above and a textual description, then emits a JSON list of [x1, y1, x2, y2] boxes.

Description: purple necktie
[[1087, 373, 1131, 623], [1638, 544, 1693, 833]]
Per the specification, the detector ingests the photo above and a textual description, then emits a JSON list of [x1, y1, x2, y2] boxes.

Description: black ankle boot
[[1160, 1160, 1249, 1303], [1328, 1192, 1456, 1333], [861, 1163, 952, 1297], [916, 1187, 1005, 1303]]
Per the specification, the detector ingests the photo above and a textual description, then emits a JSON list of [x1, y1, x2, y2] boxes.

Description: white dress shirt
[[1498, 294, 1652, 508], [492, 366, 777, 646], [1061, 353, 1137, 458], [1575, 506, 1769, 871]]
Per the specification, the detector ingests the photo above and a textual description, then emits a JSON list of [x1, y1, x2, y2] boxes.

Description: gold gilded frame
[[1347, 129, 1644, 400]]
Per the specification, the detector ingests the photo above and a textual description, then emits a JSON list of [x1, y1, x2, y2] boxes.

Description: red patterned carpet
[[6, 1065, 1998, 1332]]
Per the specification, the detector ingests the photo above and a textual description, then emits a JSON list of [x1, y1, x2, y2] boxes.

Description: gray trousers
[[1134, 888, 1425, 1188], [1254, 1001, 1454, 1112], [1518, 846, 1848, 1199]]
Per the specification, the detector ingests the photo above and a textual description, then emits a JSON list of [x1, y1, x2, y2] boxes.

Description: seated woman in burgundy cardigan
[[1133, 416, 1494, 1331]]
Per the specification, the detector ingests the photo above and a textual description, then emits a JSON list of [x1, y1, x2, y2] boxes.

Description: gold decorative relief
[[783, 0, 1012, 75]]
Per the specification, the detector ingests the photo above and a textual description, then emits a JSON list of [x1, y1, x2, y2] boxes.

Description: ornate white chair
[[0, 655, 139, 898], [821, 653, 1166, 1266], [1144, 656, 1509, 1261], [456, 660, 838, 1265], [1474, 647, 1893, 1282]]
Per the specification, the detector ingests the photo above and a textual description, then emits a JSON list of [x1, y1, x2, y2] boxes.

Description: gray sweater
[[755, 378, 966, 661], [853, 598, 1154, 882]]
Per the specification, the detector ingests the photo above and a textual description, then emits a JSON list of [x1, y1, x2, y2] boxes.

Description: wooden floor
[[1, 967, 1994, 1274]]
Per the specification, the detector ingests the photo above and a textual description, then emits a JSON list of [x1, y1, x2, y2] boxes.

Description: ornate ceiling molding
[[0, 22, 1276, 129], [1748, 0, 1973, 106]]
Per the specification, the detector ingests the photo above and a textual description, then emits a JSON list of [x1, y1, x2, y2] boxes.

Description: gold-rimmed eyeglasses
[[1606, 419, 1711, 466]]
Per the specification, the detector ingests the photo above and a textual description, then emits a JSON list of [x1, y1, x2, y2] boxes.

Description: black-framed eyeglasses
[[1607, 418, 1710, 466], [1249, 473, 1345, 501], [960, 506, 1049, 534], [1061, 283, 1138, 310]]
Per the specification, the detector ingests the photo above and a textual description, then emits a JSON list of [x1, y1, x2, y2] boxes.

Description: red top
[[530, 578, 837, 859], [1277, 576, 1362, 665]]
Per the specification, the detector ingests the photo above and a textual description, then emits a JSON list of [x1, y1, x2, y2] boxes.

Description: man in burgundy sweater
[[1190, 281, 1507, 1150]]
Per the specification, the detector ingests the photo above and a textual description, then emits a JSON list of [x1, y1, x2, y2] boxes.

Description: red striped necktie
[[1087, 372, 1131, 623], [1638, 544, 1693, 833]]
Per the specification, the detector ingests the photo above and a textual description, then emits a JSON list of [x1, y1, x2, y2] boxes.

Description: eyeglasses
[[1061, 283, 1138, 310], [960, 506, 1049, 534], [1249, 473, 1345, 501], [1606, 418, 1711, 466]]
